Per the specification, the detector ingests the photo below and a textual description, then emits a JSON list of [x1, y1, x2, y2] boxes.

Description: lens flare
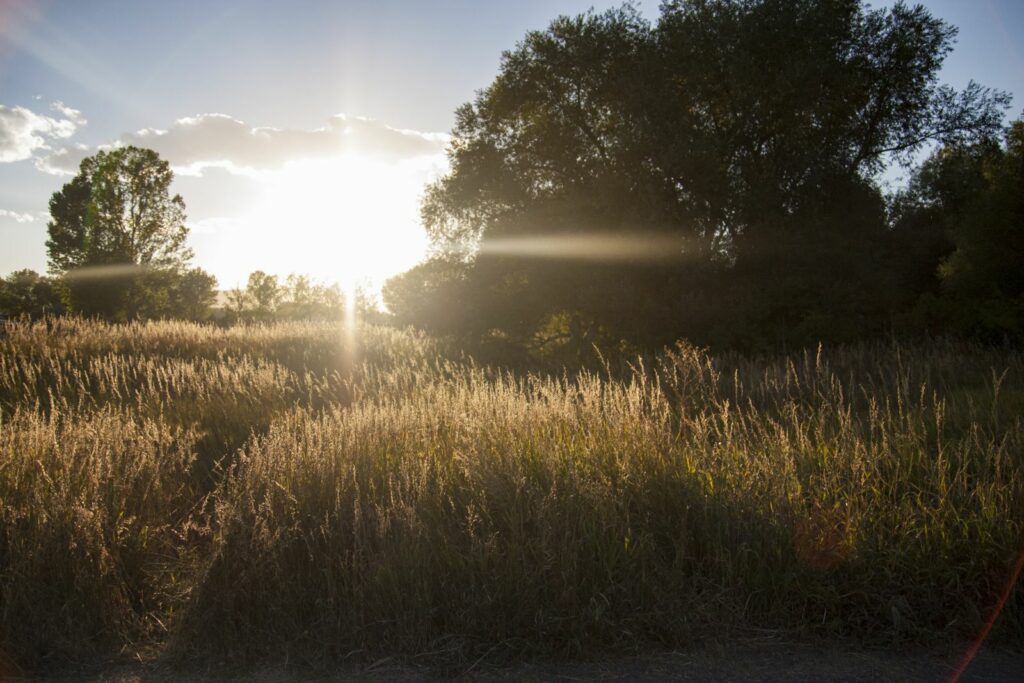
[[341, 279, 359, 370], [475, 232, 689, 262], [62, 263, 151, 280]]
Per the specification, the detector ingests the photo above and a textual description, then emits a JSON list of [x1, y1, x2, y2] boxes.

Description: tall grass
[[0, 410, 201, 665], [0, 318, 1021, 670]]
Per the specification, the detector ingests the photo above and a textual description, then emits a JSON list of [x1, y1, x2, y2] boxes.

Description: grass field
[[1, 318, 1022, 672]]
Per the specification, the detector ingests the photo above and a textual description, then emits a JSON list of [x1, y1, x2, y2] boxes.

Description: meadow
[[0, 318, 1021, 672]]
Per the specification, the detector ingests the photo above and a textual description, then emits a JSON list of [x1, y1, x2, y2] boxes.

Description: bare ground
[[17, 642, 1024, 683]]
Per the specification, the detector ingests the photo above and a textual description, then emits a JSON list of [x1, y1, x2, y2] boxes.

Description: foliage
[[44, 146, 208, 320], [938, 121, 1024, 339], [1, 318, 1021, 670], [169, 267, 219, 321], [224, 271, 349, 322], [0, 270, 64, 318], [224, 286, 251, 319], [275, 274, 347, 321], [402, 0, 1011, 353], [892, 119, 1024, 341], [383, 258, 479, 336], [244, 270, 282, 319]]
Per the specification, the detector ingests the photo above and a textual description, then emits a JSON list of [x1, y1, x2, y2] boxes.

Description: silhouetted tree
[[279, 274, 315, 320], [223, 271, 350, 322], [0, 270, 64, 318], [225, 287, 251, 321], [46, 146, 193, 319], [278, 274, 345, 320], [414, 1, 1010, 352], [384, 258, 478, 336], [893, 119, 1024, 341], [245, 271, 282, 320], [169, 267, 219, 320]]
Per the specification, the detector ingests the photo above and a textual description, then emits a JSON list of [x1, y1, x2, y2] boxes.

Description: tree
[[168, 267, 219, 320], [940, 122, 1024, 315], [278, 274, 315, 320], [384, 258, 478, 335], [0, 270, 64, 318], [245, 271, 282, 320], [277, 274, 345, 320], [225, 287, 251, 321], [46, 146, 192, 319], [894, 119, 1024, 341], [222, 272, 347, 322], [418, 1, 1010, 351]]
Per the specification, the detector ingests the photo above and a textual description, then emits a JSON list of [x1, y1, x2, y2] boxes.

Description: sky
[[1, 0, 1021, 290]]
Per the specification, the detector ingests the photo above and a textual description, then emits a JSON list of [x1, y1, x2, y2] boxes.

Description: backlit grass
[[1, 318, 1021, 670]]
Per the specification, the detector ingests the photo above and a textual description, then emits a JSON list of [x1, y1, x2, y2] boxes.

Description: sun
[[237, 153, 436, 291]]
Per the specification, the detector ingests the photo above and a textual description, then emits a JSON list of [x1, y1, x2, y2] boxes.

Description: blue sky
[[1, 0, 1021, 287]]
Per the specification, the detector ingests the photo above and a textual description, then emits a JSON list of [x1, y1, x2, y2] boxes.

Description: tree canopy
[[398, 0, 1012, 355], [47, 146, 191, 273], [0, 270, 64, 318], [46, 146, 215, 320], [223, 272, 359, 323], [891, 121, 1024, 342]]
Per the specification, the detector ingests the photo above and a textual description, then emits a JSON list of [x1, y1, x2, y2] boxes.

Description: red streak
[[949, 547, 1024, 683]]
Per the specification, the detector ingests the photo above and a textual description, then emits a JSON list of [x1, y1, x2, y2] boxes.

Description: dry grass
[[1, 318, 1021, 671], [0, 410, 200, 665]]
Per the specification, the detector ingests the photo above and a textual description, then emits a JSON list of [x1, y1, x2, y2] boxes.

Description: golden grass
[[0, 319, 1021, 669]]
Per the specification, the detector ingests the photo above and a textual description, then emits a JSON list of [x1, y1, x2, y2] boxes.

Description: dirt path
[[25, 642, 1024, 682]]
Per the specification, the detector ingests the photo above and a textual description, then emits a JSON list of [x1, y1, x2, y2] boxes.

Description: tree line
[[384, 0, 1022, 358], [0, 146, 373, 324], [222, 271, 380, 323], [0, 261, 374, 324], [1, 146, 220, 322], [4, 0, 1021, 358]]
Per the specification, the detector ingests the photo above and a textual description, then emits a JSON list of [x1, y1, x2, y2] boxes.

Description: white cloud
[[0, 101, 85, 163], [0, 208, 37, 223], [33, 142, 94, 175], [51, 101, 87, 127], [38, 113, 449, 176]]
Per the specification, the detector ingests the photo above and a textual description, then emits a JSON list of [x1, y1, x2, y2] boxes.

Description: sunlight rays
[[237, 154, 434, 288], [341, 278, 359, 366]]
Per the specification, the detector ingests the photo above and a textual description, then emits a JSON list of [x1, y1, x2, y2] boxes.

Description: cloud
[[51, 101, 87, 126], [0, 208, 37, 223], [0, 101, 86, 163], [37, 113, 448, 176], [33, 142, 93, 175]]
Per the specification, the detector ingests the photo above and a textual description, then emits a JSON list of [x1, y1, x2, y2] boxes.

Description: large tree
[[46, 146, 197, 319], [413, 0, 1010, 351]]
